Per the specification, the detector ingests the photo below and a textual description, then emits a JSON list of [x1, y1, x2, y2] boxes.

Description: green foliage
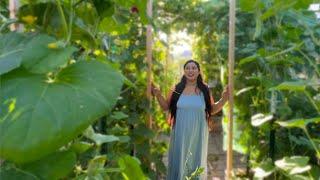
[[20, 151, 76, 180], [252, 158, 275, 179], [251, 113, 274, 127], [277, 117, 320, 129], [0, 58, 123, 163], [21, 34, 77, 74], [0, 0, 168, 179], [185, 167, 205, 180], [84, 126, 121, 146], [275, 156, 311, 175], [156, 0, 320, 178], [118, 155, 147, 180], [0, 32, 31, 75], [0, 167, 39, 180], [253, 156, 314, 179]]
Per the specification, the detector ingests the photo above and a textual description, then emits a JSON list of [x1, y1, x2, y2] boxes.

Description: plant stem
[[303, 127, 320, 159], [298, 49, 320, 77], [56, 0, 68, 41], [42, 3, 51, 28], [0, 19, 18, 32], [67, 0, 74, 43], [304, 91, 320, 113], [265, 42, 303, 60]]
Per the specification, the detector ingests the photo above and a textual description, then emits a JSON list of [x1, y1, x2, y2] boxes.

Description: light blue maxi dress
[[167, 92, 209, 180]]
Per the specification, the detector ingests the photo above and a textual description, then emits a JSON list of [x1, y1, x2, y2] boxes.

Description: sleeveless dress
[[167, 92, 209, 180]]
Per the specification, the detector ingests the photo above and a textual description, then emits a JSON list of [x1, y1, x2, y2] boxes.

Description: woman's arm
[[152, 84, 172, 111], [211, 87, 229, 115]]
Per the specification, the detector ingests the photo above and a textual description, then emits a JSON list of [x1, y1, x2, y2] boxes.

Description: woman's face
[[184, 62, 200, 81]]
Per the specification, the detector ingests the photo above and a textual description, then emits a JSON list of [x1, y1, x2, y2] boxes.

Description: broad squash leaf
[[0, 167, 39, 180], [21, 150, 76, 180], [0, 60, 123, 164], [0, 32, 30, 75], [21, 34, 77, 74]]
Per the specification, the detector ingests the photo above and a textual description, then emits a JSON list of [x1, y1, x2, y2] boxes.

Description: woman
[[151, 60, 229, 180]]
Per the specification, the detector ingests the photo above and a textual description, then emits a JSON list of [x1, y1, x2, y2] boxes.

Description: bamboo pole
[[9, 0, 20, 31], [146, 0, 153, 129], [226, 0, 236, 179], [165, 34, 170, 95]]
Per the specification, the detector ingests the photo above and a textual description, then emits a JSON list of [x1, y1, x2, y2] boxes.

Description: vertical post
[[269, 91, 277, 162], [146, 0, 153, 129], [9, 0, 20, 31], [165, 34, 170, 95], [227, 0, 236, 179]]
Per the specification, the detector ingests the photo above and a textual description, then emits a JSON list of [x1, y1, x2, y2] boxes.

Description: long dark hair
[[169, 60, 212, 124]]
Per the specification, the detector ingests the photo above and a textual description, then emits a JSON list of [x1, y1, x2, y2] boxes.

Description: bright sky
[[309, 3, 320, 18], [159, 30, 193, 60]]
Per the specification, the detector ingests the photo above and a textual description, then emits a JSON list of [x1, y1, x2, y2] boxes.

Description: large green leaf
[[0, 32, 30, 75], [118, 155, 146, 180], [239, 0, 255, 12], [293, 0, 314, 9], [136, 0, 148, 24], [99, 17, 130, 35], [0, 33, 77, 75], [275, 156, 311, 175], [289, 135, 313, 150], [0, 60, 124, 164], [70, 141, 93, 154], [113, 0, 135, 8], [87, 155, 107, 177], [277, 117, 320, 129], [269, 81, 307, 91], [253, 158, 275, 178], [21, 150, 76, 180], [21, 34, 77, 74], [239, 0, 263, 12], [20, 0, 54, 5], [111, 111, 129, 120], [251, 113, 273, 127], [93, 0, 115, 17], [82, 155, 122, 179], [84, 126, 120, 146], [260, 0, 297, 21], [238, 54, 259, 66], [0, 167, 39, 180]]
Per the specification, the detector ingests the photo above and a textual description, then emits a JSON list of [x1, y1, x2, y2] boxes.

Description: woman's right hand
[[151, 83, 161, 97]]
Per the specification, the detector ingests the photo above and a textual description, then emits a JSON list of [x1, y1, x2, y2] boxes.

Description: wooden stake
[[227, 0, 236, 179], [146, 0, 153, 129], [9, 0, 21, 31]]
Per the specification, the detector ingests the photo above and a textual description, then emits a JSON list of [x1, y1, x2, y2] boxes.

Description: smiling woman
[[151, 60, 229, 179]]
